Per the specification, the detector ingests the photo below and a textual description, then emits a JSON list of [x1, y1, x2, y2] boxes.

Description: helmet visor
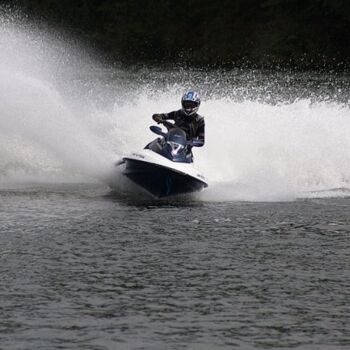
[[182, 101, 198, 109]]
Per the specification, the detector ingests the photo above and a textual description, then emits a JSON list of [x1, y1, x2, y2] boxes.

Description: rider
[[152, 90, 205, 157]]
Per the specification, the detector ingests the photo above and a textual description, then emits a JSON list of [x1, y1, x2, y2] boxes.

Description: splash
[[0, 13, 117, 183], [200, 98, 350, 201], [1, 12, 350, 201], [111, 93, 350, 201]]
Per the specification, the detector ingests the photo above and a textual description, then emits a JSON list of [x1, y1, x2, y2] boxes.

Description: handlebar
[[160, 120, 176, 130], [187, 139, 204, 147], [151, 121, 203, 147]]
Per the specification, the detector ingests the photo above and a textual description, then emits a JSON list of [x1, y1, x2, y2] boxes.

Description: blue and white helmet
[[181, 90, 201, 116]]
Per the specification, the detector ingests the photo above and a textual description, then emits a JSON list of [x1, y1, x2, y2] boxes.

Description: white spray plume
[[1, 12, 350, 201]]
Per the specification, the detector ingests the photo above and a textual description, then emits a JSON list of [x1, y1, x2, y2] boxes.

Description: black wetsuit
[[159, 109, 205, 146]]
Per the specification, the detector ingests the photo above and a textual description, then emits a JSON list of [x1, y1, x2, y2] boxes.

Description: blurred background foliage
[[6, 0, 350, 69]]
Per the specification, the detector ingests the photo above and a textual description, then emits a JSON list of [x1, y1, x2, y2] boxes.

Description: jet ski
[[117, 121, 208, 198]]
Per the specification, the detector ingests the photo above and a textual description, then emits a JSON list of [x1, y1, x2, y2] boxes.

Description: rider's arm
[[195, 117, 205, 146], [152, 111, 176, 123], [161, 111, 176, 121]]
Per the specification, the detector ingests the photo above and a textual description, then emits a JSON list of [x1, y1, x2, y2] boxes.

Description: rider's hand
[[152, 114, 164, 124]]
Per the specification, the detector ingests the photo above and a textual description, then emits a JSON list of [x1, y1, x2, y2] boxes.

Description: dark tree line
[[6, 0, 350, 69]]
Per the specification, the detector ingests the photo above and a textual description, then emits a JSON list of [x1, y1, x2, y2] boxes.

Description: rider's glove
[[152, 114, 164, 124]]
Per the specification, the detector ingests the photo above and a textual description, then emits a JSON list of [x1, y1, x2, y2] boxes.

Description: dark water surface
[[1, 184, 350, 349]]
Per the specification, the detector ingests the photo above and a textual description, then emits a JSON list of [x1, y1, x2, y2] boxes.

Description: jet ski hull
[[123, 158, 207, 198]]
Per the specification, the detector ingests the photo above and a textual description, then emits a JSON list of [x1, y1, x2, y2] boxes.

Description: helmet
[[181, 90, 201, 116]]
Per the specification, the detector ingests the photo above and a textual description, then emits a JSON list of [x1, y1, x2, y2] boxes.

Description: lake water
[[1, 184, 350, 349], [1, 12, 350, 350]]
